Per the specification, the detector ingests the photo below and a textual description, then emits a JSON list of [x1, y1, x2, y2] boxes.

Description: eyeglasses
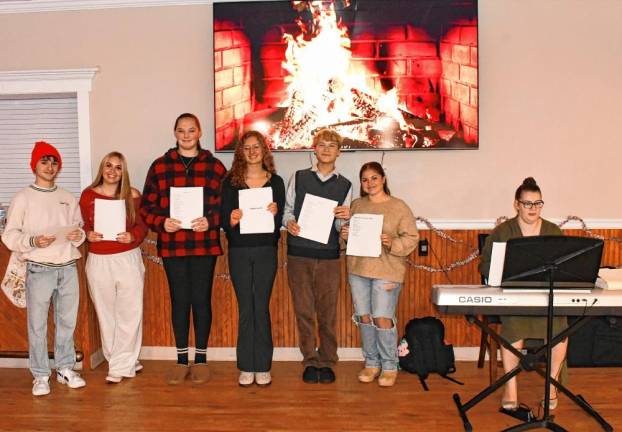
[[518, 200, 544, 209]]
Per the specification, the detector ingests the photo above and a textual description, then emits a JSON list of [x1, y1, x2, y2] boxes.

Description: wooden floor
[[0, 361, 620, 431]]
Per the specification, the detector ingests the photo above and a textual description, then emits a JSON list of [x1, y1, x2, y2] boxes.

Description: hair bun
[[522, 177, 538, 187]]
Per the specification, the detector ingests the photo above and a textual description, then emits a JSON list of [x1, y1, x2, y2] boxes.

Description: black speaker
[[568, 316, 622, 367]]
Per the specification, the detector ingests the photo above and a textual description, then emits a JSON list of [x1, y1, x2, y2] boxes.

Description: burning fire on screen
[[263, 0, 439, 150]]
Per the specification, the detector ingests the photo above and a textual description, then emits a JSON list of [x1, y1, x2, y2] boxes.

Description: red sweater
[[79, 188, 149, 255]]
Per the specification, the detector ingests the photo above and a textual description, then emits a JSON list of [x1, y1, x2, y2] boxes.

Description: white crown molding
[[0, 68, 99, 93], [417, 219, 622, 230], [0, 0, 212, 14]]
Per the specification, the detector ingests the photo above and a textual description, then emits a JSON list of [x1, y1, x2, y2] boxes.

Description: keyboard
[[432, 285, 622, 316]]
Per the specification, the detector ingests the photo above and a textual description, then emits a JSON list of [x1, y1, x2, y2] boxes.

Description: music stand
[[451, 236, 613, 432], [501, 236, 603, 431]]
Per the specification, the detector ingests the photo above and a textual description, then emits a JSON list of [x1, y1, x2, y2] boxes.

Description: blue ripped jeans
[[348, 273, 402, 371]]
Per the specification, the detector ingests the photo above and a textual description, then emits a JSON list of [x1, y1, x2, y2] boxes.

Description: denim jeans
[[26, 262, 79, 377], [348, 273, 402, 371]]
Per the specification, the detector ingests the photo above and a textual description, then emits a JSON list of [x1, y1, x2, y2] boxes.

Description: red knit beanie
[[30, 141, 62, 173]]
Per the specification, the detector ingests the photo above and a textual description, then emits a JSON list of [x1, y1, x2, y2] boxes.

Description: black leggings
[[162, 255, 217, 358], [228, 246, 277, 372]]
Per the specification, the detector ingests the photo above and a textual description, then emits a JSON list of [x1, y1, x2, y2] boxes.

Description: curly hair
[[228, 131, 276, 187]]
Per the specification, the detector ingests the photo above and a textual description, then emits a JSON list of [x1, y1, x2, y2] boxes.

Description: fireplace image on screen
[[214, 0, 478, 151]]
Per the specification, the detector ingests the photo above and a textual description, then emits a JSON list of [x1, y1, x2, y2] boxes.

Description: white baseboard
[[138, 346, 486, 362], [0, 358, 84, 370], [138, 346, 365, 362], [0, 358, 30, 368], [90, 349, 105, 369], [0, 346, 491, 368]]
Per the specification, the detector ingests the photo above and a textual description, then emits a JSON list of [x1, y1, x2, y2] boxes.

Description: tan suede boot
[[190, 363, 210, 384], [378, 370, 398, 387], [357, 367, 381, 383], [166, 364, 189, 385]]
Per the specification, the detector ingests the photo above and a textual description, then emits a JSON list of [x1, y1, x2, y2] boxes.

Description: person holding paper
[[479, 177, 567, 412], [340, 162, 418, 387], [2, 141, 86, 396], [79, 152, 148, 383], [141, 113, 227, 385], [282, 128, 352, 384], [221, 131, 285, 387]]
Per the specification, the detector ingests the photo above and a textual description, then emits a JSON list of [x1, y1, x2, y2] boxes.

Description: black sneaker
[[318, 367, 336, 384], [499, 405, 535, 423], [302, 366, 319, 384]]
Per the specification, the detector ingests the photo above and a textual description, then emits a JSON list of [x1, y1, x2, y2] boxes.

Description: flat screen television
[[213, 0, 478, 151]]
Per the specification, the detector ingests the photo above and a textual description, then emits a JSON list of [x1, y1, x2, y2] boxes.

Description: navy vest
[[287, 169, 351, 259]]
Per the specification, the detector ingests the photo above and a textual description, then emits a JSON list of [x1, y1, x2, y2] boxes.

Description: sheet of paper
[[170, 187, 203, 229], [597, 268, 622, 290], [346, 213, 383, 257], [297, 193, 337, 245], [94, 199, 126, 241], [238, 187, 274, 234], [39, 225, 79, 245], [487, 242, 507, 286]]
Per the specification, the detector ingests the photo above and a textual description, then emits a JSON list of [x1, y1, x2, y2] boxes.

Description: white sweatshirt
[[1, 184, 85, 265]]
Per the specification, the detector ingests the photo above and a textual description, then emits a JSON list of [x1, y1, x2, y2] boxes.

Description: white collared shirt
[[282, 165, 352, 231]]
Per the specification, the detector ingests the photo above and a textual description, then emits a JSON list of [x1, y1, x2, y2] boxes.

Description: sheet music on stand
[[487, 242, 506, 286]]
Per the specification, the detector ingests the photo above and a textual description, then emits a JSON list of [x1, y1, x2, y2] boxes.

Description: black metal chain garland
[[140, 216, 622, 276]]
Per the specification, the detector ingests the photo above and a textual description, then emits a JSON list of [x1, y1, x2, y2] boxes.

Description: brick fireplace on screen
[[214, 1, 478, 151]]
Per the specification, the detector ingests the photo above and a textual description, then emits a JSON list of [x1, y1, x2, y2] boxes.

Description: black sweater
[[220, 174, 285, 248]]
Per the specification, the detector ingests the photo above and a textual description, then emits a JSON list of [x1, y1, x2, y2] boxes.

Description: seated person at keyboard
[[479, 177, 566, 411]]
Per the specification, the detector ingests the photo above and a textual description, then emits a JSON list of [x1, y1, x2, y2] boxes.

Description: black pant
[[162, 255, 217, 353], [228, 246, 277, 372]]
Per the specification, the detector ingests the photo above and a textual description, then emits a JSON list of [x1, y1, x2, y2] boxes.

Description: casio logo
[[458, 296, 493, 304]]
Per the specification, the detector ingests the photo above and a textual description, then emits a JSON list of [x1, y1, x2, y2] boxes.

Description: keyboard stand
[[452, 314, 613, 432]]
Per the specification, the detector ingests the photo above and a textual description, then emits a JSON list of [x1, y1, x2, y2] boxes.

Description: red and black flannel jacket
[[141, 147, 227, 257]]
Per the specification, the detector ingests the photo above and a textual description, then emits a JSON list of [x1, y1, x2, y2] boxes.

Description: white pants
[[86, 248, 145, 377]]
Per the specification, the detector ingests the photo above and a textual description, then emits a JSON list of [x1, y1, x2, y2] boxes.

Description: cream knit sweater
[[2, 184, 85, 265], [346, 196, 419, 283]]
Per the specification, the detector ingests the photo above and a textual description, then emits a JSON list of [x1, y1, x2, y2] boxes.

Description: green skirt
[[500, 315, 569, 384], [500, 316, 568, 343]]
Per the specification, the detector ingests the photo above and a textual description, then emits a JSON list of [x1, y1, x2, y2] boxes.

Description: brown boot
[[378, 370, 398, 387], [357, 367, 381, 383], [190, 363, 210, 384], [166, 364, 189, 385]]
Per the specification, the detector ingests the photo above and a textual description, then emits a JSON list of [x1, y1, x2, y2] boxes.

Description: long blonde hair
[[89, 151, 136, 225]]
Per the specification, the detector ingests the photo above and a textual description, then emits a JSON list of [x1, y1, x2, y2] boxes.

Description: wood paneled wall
[[0, 243, 100, 366], [139, 229, 622, 349], [2, 229, 621, 369]]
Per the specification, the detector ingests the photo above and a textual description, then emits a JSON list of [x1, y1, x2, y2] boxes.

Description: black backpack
[[398, 316, 463, 391]]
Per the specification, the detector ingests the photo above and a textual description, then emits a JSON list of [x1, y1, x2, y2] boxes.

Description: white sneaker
[[238, 371, 254, 387], [135, 361, 143, 373], [255, 371, 272, 386], [32, 376, 50, 396], [105, 374, 123, 384], [56, 368, 86, 389]]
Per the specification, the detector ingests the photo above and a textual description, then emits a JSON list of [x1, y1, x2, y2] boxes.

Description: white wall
[[1, 0, 621, 222]]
